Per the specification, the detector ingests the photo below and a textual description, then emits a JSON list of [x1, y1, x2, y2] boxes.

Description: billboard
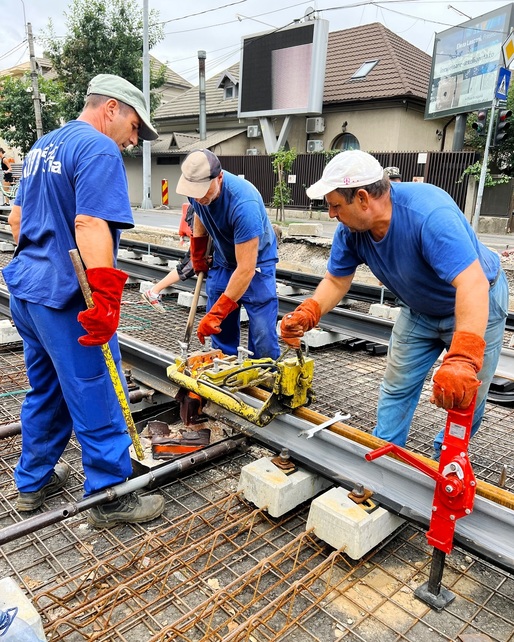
[[425, 4, 514, 120], [238, 19, 329, 118]]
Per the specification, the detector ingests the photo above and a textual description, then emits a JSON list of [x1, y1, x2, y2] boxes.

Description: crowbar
[[69, 249, 144, 460]]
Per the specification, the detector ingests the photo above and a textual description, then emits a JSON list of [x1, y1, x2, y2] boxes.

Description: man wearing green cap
[[4, 74, 165, 528]]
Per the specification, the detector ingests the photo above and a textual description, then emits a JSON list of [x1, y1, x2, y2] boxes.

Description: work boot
[[16, 462, 71, 512], [87, 492, 165, 529]]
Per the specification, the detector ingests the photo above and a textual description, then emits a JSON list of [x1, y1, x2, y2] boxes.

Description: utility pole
[[140, 0, 153, 210], [471, 99, 497, 232], [27, 22, 43, 140], [198, 51, 206, 141]]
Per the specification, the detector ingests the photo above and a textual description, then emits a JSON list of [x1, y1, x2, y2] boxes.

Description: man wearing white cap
[[280, 150, 508, 458], [177, 149, 280, 359], [4, 74, 165, 528]]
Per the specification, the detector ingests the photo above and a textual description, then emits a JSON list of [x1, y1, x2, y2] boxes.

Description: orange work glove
[[77, 267, 128, 347], [197, 294, 238, 344], [431, 331, 486, 410], [280, 298, 321, 349], [190, 235, 210, 274]]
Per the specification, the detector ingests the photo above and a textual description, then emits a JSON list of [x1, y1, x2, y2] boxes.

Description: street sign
[[503, 32, 514, 68], [495, 67, 511, 101]]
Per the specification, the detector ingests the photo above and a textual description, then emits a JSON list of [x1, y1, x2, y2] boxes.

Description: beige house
[[127, 22, 455, 207]]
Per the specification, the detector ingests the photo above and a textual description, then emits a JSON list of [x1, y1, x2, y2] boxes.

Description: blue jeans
[[372, 271, 509, 453], [206, 264, 280, 359]]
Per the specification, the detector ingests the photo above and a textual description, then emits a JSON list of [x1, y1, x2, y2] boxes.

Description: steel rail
[[119, 336, 514, 574]]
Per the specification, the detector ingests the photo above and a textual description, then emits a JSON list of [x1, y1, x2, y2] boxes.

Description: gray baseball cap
[[87, 74, 158, 141], [176, 150, 223, 198]]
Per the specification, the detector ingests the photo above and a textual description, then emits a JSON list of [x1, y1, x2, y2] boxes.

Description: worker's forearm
[[312, 272, 354, 315], [224, 267, 255, 302], [452, 260, 490, 337], [75, 215, 114, 268]]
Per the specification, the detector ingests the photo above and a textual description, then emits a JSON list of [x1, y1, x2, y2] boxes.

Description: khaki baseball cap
[[87, 74, 158, 141], [306, 150, 384, 199], [176, 150, 222, 198]]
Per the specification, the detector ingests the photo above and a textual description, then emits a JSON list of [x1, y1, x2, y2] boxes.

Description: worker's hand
[[197, 294, 238, 344], [280, 298, 321, 349], [191, 235, 211, 274], [431, 331, 486, 409], [77, 267, 128, 347]]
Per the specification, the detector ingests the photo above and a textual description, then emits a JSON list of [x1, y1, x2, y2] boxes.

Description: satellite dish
[[304, 6, 315, 20]]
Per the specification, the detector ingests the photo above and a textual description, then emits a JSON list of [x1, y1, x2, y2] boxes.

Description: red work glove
[[197, 294, 238, 344], [191, 235, 210, 274], [77, 267, 128, 347], [431, 331, 486, 410], [280, 298, 321, 349]]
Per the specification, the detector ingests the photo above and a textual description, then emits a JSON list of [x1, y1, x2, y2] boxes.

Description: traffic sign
[[503, 32, 514, 68], [495, 67, 511, 101]]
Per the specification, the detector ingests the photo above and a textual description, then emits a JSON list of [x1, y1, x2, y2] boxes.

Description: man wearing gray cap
[[280, 150, 508, 459], [176, 149, 280, 359], [3, 74, 165, 528]]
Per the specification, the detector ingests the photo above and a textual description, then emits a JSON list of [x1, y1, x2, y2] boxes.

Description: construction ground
[[0, 243, 514, 641]]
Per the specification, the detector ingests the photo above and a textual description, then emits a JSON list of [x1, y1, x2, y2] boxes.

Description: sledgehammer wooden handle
[[69, 249, 144, 460]]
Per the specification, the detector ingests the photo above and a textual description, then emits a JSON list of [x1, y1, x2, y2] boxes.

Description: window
[[224, 84, 238, 100], [333, 133, 360, 151], [351, 60, 378, 79]]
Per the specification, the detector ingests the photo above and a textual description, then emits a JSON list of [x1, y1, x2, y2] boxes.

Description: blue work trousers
[[206, 264, 280, 359], [10, 294, 133, 496], [372, 272, 509, 453]]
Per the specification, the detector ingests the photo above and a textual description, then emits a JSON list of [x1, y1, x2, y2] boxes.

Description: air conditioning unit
[[306, 117, 325, 134], [247, 125, 261, 138], [246, 148, 260, 156], [307, 140, 324, 153]]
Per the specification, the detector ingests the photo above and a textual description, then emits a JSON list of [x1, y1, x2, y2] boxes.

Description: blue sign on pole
[[496, 67, 511, 101]]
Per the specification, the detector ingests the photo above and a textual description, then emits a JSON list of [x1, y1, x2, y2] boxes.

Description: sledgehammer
[[69, 249, 144, 460]]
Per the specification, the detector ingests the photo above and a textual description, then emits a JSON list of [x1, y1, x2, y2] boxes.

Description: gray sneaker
[[16, 462, 71, 511], [141, 289, 166, 313], [87, 492, 165, 529]]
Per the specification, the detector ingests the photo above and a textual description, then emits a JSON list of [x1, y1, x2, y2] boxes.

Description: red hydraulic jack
[[365, 395, 477, 611]]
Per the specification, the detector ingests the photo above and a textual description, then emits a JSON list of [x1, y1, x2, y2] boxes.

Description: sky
[[1, 0, 513, 85]]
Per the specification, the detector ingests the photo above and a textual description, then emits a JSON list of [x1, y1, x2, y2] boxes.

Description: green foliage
[[0, 74, 65, 154], [458, 160, 511, 187], [270, 148, 297, 222], [42, 0, 165, 122]]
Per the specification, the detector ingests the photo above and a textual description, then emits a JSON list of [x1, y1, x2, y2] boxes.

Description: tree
[[0, 74, 65, 154], [465, 83, 514, 176], [270, 148, 297, 222], [42, 0, 165, 122]]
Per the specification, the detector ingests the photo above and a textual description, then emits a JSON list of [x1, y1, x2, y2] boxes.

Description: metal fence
[[218, 151, 478, 213]]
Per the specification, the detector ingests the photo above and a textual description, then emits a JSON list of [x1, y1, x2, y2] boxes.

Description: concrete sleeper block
[[238, 457, 332, 518], [306, 486, 405, 559]]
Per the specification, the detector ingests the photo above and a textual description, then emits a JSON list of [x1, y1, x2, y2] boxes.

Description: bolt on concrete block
[[238, 457, 332, 518], [306, 486, 405, 559]]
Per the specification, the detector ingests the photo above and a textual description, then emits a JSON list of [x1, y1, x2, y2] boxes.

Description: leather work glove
[[280, 298, 321, 349], [431, 331, 486, 410], [197, 294, 238, 344], [77, 267, 128, 347], [191, 235, 211, 274]]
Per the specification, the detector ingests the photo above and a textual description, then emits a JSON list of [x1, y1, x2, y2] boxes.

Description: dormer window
[[217, 71, 239, 100], [351, 60, 378, 79]]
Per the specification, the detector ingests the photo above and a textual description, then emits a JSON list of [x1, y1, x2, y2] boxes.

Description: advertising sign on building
[[425, 5, 514, 119]]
